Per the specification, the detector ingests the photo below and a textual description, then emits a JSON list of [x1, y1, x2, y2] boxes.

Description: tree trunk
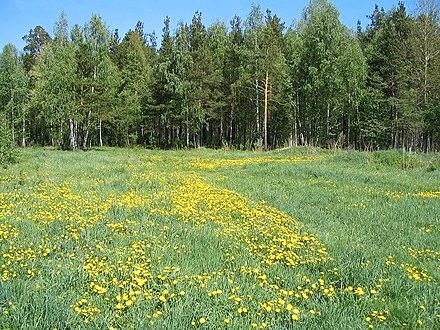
[[326, 102, 330, 144], [59, 121, 63, 147], [83, 66, 97, 149], [21, 114, 26, 147], [220, 115, 224, 146], [422, 10, 429, 108], [69, 118, 75, 149], [230, 89, 234, 146], [291, 101, 298, 147], [83, 110, 91, 149], [256, 79, 260, 137], [186, 117, 189, 148], [74, 120, 78, 149], [11, 97, 15, 144], [263, 71, 269, 150], [99, 119, 103, 147]]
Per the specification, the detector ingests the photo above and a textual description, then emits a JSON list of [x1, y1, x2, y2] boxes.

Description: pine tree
[[362, 3, 413, 148], [0, 5, 438, 152], [243, 4, 264, 147], [205, 22, 228, 146], [224, 15, 243, 146], [259, 10, 291, 149], [189, 11, 208, 147], [173, 23, 197, 147], [22, 26, 51, 73], [151, 17, 175, 147]]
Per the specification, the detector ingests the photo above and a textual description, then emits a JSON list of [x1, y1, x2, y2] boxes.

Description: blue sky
[[1, 0, 415, 51]]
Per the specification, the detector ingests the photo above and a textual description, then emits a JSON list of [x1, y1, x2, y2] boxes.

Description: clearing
[[0, 148, 439, 329]]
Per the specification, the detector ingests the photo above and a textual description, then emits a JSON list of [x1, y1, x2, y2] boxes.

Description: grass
[[0, 147, 439, 329]]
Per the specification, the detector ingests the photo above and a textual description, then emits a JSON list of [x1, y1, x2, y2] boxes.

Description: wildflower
[[354, 287, 365, 296], [237, 307, 248, 314]]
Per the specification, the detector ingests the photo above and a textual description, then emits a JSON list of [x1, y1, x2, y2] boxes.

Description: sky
[[1, 0, 416, 51]]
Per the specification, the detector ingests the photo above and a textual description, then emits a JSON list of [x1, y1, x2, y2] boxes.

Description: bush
[[332, 149, 440, 171], [371, 150, 440, 170], [0, 113, 15, 166]]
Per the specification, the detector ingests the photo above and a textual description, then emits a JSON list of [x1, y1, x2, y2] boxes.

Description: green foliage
[[292, 0, 367, 147], [0, 2, 439, 151], [0, 113, 15, 165], [358, 2, 432, 150], [334, 149, 440, 170], [32, 39, 76, 147], [22, 25, 51, 73], [0, 44, 29, 147]]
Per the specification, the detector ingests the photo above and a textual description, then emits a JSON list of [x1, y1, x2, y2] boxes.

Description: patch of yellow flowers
[[189, 155, 321, 170], [168, 175, 330, 268], [386, 190, 440, 199], [0, 223, 18, 241], [0, 153, 437, 329]]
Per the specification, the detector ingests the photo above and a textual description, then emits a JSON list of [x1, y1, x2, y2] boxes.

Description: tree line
[[0, 0, 439, 155]]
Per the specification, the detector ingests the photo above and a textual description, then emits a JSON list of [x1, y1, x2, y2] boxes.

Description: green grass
[[0, 147, 439, 329]]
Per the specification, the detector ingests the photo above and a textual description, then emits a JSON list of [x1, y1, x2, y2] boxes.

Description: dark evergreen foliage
[[0, 0, 439, 152]]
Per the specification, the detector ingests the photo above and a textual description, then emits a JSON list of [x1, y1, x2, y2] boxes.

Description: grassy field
[[0, 147, 439, 329]]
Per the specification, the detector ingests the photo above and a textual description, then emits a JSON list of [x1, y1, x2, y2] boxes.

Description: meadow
[[0, 147, 439, 329]]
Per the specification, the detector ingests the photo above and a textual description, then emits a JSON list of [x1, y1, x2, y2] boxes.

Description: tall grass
[[0, 148, 438, 329]]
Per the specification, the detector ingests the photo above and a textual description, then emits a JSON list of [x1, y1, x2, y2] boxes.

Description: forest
[[0, 0, 439, 158], [0, 1, 439, 328]]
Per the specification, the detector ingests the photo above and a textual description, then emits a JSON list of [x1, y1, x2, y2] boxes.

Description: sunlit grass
[[0, 147, 439, 329]]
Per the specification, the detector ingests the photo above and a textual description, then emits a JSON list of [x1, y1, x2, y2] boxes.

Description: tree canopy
[[0, 0, 439, 152]]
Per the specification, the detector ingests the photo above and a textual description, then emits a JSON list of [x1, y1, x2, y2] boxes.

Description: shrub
[[0, 113, 15, 166]]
